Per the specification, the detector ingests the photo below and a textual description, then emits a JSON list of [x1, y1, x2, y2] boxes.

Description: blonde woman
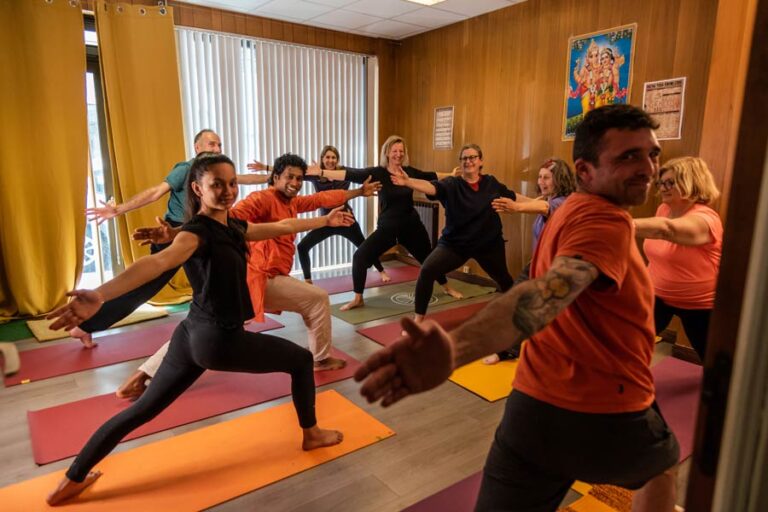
[[635, 157, 723, 359]]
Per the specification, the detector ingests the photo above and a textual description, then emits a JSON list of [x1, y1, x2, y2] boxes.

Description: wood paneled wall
[[389, 0, 719, 274]]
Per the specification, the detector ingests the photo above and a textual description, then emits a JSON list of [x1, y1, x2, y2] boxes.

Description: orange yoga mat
[[0, 390, 394, 511]]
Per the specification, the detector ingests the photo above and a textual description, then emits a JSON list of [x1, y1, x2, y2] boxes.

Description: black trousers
[[654, 296, 711, 359], [296, 222, 383, 280], [351, 219, 446, 294], [475, 390, 679, 512], [413, 242, 513, 315], [79, 219, 183, 334], [66, 318, 316, 482]]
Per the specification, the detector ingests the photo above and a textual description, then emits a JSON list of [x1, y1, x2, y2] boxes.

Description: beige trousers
[[139, 275, 332, 376]]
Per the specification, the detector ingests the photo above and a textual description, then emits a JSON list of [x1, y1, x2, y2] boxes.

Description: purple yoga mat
[[311, 265, 420, 295], [402, 357, 703, 511]]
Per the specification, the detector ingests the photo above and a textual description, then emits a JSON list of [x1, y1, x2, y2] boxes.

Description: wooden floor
[[0, 263, 689, 511]]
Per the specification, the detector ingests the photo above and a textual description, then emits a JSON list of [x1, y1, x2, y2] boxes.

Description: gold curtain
[[96, 3, 190, 304], [0, 0, 88, 320]]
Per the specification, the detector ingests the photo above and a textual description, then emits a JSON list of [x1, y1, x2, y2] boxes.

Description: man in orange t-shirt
[[355, 105, 680, 512], [118, 153, 380, 398]]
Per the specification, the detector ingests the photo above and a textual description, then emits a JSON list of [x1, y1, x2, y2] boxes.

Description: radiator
[[414, 199, 440, 249]]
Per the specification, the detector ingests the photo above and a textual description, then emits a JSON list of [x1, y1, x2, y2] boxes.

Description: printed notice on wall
[[433, 106, 454, 150], [642, 77, 686, 140]]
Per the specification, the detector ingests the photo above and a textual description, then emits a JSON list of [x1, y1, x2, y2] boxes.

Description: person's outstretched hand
[[47, 290, 105, 331], [361, 176, 382, 196], [86, 199, 119, 225], [132, 217, 175, 246], [326, 206, 355, 227], [354, 317, 454, 407]]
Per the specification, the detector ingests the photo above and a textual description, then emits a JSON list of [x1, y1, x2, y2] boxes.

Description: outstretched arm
[[354, 255, 599, 406], [492, 195, 548, 215], [47, 233, 199, 330], [246, 206, 354, 241], [306, 162, 348, 181], [86, 182, 171, 225], [389, 170, 437, 196], [633, 215, 712, 246]]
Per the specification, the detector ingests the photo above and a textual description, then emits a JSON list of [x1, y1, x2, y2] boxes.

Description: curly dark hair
[[268, 153, 308, 185]]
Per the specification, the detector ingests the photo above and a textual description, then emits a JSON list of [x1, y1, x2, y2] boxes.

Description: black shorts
[[475, 390, 680, 512]]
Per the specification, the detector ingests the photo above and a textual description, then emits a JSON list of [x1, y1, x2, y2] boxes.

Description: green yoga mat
[[0, 319, 34, 342], [164, 302, 191, 314], [331, 279, 496, 325]]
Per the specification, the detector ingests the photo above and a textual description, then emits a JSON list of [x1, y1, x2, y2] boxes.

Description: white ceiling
[[180, 0, 527, 40]]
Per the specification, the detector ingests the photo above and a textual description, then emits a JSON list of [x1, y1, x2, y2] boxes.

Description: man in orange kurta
[[117, 153, 380, 398]]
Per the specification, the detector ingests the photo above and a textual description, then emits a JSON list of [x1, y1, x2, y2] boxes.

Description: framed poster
[[433, 106, 454, 150], [562, 23, 637, 140], [642, 77, 686, 140]]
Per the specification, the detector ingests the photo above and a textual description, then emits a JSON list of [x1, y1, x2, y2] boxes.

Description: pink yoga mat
[[26, 348, 359, 464], [312, 265, 420, 295], [356, 301, 490, 347], [402, 357, 702, 511], [4, 317, 283, 387]]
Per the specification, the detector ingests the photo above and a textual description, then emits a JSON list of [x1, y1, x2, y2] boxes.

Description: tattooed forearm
[[451, 256, 598, 367]]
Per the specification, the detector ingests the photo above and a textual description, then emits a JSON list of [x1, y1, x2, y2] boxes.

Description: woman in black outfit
[[308, 135, 462, 311], [391, 144, 516, 322], [249, 145, 390, 284], [45, 154, 351, 506]]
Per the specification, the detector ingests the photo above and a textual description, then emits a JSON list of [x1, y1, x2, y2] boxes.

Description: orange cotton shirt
[[513, 192, 656, 414], [643, 203, 722, 309], [230, 187, 347, 321]]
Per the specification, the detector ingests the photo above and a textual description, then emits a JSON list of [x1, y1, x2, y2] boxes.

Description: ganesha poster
[[562, 23, 637, 140]]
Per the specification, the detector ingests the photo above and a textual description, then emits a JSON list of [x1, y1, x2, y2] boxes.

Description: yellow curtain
[[0, 0, 88, 319], [96, 3, 190, 304]]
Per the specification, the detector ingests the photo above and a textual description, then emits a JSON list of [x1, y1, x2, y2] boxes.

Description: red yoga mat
[[402, 357, 702, 511], [356, 301, 491, 347], [312, 265, 420, 295], [26, 348, 359, 465], [4, 317, 283, 387]]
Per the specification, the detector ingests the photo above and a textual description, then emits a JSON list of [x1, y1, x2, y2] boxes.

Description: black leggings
[[79, 220, 183, 334], [352, 220, 446, 294], [66, 318, 316, 482], [414, 242, 513, 315], [297, 222, 383, 281], [654, 296, 711, 359]]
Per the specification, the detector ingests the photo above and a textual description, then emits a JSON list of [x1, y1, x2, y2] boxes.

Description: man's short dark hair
[[194, 129, 216, 144], [269, 153, 308, 185], [573, 105, 659, 165]]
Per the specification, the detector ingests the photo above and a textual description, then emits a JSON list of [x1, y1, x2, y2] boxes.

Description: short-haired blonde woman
[[309, 135, 461, 311], [634, 156, 723, 359]]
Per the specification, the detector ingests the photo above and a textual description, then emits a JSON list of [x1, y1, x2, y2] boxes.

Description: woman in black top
[[391, 144, 516, 322], [309, 135, 462, 311], [249, 145, 390, 284], [45, 154, 352, 506]]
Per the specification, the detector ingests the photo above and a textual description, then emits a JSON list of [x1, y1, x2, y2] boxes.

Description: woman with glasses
[[248, 146, 390, 285], [634, 157, 723, 359], [307, 135, 462, 311], [390, 143, 517, 324], [485, 157, 576, 363]]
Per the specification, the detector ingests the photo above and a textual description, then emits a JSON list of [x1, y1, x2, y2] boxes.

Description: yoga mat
[[0, 318, 34, 342], [27, 305, 169, 342], [4, 317, 284, 387], [163, 302, 191, 314], [27, 347, 359, 464], [652, 356, 703, 461], [312, 265, 420, 295], [449, 358, 519, 402], [4, 390, 394, 511]]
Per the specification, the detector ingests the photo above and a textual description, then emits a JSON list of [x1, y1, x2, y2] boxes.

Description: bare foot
[[483, 354, 501, 365], [116, 370, 150, 399], [70, 327, 95, 348], [302, 425, 343, 450], [339, 295, 364, 311], [47, 471, 102, 506], [314, 357, 347, 371], [379, 270, 391, 283], [443, 285, 464, 300]]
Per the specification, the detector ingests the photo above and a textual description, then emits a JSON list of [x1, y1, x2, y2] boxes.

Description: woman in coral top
[[634, 156, 723, 359]]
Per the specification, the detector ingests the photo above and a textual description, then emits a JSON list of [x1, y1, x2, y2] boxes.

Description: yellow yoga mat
[[26, 305, 168, 342], [560, 484, 633, 512], [449, 358, 518, 402], [0, 390, 394, 511]]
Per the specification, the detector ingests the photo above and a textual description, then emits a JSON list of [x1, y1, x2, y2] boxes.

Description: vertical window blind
[[175, 27, 369, 274]]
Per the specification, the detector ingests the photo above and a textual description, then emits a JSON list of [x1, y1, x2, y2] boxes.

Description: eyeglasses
[[655, 178, 675, 191], [459, 155, 480, 162]]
